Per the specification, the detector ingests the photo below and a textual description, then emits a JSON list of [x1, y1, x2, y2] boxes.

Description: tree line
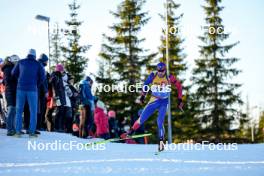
[[49, 0, 264, 143]]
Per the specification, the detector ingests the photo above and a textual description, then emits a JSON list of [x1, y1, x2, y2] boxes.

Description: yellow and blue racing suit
[[132, 72, 183, 139]]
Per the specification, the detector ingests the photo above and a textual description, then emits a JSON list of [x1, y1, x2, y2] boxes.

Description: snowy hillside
[[0, 129, 264, 176]]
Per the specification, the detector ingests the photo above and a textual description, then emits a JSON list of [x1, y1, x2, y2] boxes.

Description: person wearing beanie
[[67, 75, 79, 134], [108, 110, 119, 138], [55, 64, 64, 72], [38, 54, 48, 67], [79, 75, 95, 137], [12, 49, 45, 137], [28, 49, 36, 58], [108, 110, 116, 118], [50, 64, 72, 132], [94, 100, 109, 139], [37, 53, 49, 130], [1, 55, 19, 135]]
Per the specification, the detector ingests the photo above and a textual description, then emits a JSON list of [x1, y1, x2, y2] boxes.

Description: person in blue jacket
[[79, 76, 95, 137], [12, 49, 45, 137]]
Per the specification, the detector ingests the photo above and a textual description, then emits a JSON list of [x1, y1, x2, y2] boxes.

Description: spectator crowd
[[0, 49, 146, 144]]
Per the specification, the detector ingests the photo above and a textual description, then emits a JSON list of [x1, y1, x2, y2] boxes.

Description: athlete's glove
[[139, 95, 145, 104], [177, 98, 184, 111]]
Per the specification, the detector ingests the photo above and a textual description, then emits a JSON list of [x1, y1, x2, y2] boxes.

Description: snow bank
[[0, 129, 263, 176]]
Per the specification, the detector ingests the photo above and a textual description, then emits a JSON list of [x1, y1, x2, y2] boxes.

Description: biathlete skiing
[[122, 62, 184, 152]]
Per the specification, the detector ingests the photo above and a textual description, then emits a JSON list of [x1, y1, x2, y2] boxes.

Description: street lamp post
[[165, 0, 172, 144], [35, 14, 51, 72]]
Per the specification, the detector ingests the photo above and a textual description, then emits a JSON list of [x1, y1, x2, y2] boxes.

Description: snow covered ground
[[0, 129, 264, 176]]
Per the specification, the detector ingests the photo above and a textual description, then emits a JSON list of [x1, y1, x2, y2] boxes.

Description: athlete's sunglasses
[[158, 69, 166, 72]]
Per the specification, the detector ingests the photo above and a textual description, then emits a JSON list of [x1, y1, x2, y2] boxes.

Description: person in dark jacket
[[108, 110, 119, 139], [2, 55, 19, 136], [0, 58, 6, 128], [50, 64, 72, 132], [68, 76, 79, 133], [45, 72, 54, 132], [37, 54, 49, 130], [12, 49, 45, 137], [62, 72, 73, 133]]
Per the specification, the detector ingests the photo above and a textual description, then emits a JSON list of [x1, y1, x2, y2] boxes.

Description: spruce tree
[[192, 0, 242, 140], [257, 111, 264, 142], [95, 57, 118, 110], [235, 95, 250, 141], [61, 0, 90, 83], [96, 0, 156, 119], [50, 23, 63, 68]]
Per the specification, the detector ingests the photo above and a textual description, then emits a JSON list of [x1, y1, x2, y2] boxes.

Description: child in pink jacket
[[94, 100, 109, 139]]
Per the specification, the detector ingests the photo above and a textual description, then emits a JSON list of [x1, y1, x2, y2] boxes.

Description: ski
[[155, 150, 169, 155], [154, 151, 160, 155], [154, 151, 164, 155], [85, 133, 152, 146]]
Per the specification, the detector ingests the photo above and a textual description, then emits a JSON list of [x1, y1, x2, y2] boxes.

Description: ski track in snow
[[1, 129, 264, 176], [1, 159, 264, 168]]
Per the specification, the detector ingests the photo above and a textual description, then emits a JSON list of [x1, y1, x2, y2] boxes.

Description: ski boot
[[120, 129, 135, 139], [158, 138, 165, 152], [121, 120, 141, 139]]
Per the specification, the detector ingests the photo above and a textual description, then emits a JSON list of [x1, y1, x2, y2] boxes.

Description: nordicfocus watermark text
[[27, 140, 105, 151], [160, 141, 238, 151], [94, 83, 171, 93]]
